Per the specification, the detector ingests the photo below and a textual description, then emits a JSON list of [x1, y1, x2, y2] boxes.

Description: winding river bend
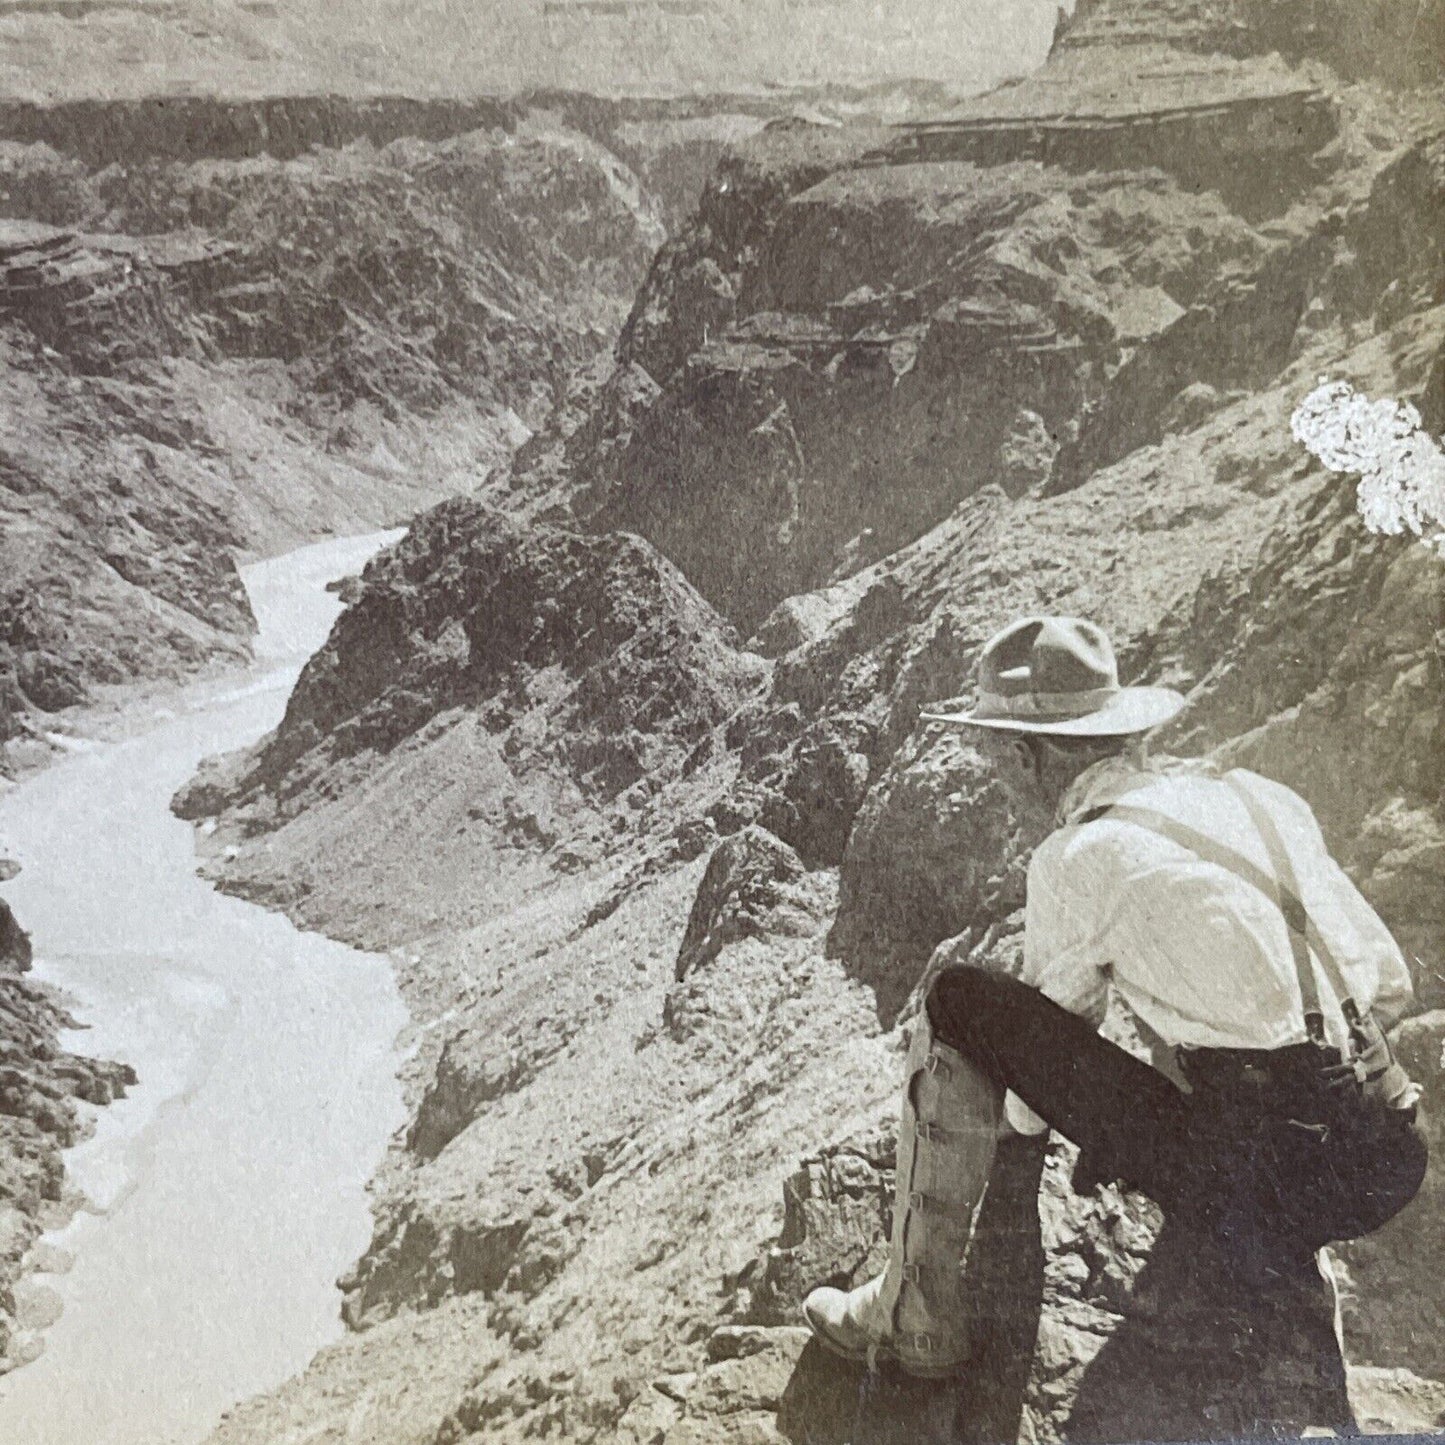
[[0, 532, 409, 1445]]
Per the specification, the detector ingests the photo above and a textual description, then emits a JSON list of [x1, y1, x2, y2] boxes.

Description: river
[[0, 531, 410, 1445]]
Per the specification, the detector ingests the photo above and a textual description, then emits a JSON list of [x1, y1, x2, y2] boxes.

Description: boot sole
[[801, 1310, 968, 1380]]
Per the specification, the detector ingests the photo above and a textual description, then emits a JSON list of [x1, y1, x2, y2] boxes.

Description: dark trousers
[[926, 965, 1428, 1276]]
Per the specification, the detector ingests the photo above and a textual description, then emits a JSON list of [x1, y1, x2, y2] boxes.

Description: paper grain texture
[[0, 3, 1440, 1443]]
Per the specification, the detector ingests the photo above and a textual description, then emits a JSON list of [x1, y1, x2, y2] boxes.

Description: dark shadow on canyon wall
[[1067, 1220, 1352, 1442]]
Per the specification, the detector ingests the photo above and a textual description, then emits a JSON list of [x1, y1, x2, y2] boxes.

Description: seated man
[[804, 616, 1426, 1378]]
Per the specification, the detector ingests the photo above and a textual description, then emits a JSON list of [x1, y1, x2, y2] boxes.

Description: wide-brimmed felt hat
[[920, 616, 1186, 737]]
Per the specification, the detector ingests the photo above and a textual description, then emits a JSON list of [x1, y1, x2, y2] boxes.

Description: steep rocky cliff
[[0, 885, 134, 1373], [177, 497, 768, 942], [0, 92, 802, 769], [189, 3, 1444, 1442]]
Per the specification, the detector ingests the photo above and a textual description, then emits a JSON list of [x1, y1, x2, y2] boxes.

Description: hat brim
[[920, 685, 1187, 737]]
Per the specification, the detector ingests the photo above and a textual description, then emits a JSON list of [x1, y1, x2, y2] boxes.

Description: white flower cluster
[[1290, 380, 1445, 553]]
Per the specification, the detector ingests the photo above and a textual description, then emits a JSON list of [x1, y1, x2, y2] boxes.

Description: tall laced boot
[[802, 1006, 1001, 1378]]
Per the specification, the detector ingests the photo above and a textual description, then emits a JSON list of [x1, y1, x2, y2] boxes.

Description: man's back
[[1023, 762, 1415, 1052]]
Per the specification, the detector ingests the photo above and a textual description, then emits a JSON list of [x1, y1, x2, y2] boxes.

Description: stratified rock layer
[[0, 94, 771, 765]]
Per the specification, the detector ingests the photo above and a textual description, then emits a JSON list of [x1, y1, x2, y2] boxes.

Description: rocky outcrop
[[339, 1193, 542, 1329], [178, 499, 768, 942], [0, 889, 135, 1370], [407, 1031, 560, 1166], [663, 825, 836, 1042], [734, 1120, 897, 1328], [829, 730, 1047, 1019], [672, 826, 819, 984], [650, 1125, 1353, 1445], [266, 504, 759, 795], [0, 900, 32, 972]]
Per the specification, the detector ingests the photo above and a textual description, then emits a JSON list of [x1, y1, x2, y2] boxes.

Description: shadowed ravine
[[0, 532, 408, 1445]]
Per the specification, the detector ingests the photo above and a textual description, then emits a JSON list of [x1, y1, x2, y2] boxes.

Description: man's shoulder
[[1070, 763, 1323, 845], [1038, 801, 1151, 870], [1056, 763, 1244, 843], [1212, 766, 1324, 836]]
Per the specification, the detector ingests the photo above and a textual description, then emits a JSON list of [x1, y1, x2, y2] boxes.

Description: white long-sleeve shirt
[[1004, 758, 1415, 1136]]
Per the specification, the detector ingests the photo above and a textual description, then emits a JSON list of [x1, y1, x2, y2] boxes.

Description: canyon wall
[[0, 92, 804, 767], [182, 3, 1445, 1442]]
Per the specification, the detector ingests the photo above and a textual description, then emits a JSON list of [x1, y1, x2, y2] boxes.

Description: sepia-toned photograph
[[0, 1, 1441, 1442]]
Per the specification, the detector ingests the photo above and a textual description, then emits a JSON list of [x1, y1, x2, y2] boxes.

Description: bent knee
[[925, 962, 1002, 1034]]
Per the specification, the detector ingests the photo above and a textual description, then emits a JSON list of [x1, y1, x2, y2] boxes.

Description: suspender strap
[[1082, 780, 1359, 1050], [1222, 775, 1327, 1045]]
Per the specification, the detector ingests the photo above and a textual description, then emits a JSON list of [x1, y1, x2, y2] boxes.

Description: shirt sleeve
[[1372, 940, 1416, 1030], [1318, 850, 1416, 1027], [1022, 832, 1111, 1029]]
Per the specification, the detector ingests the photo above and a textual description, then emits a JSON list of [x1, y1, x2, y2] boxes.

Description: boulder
[[663, 826, 835, 1044], [746, 588, 854, 660], [828, 729, 1052, 1022], [1349, 1366, 1445, 1433], [738, 1118, 896, 1327], [673, 826, 816, 984], [339, 1196, 543, 1328]]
